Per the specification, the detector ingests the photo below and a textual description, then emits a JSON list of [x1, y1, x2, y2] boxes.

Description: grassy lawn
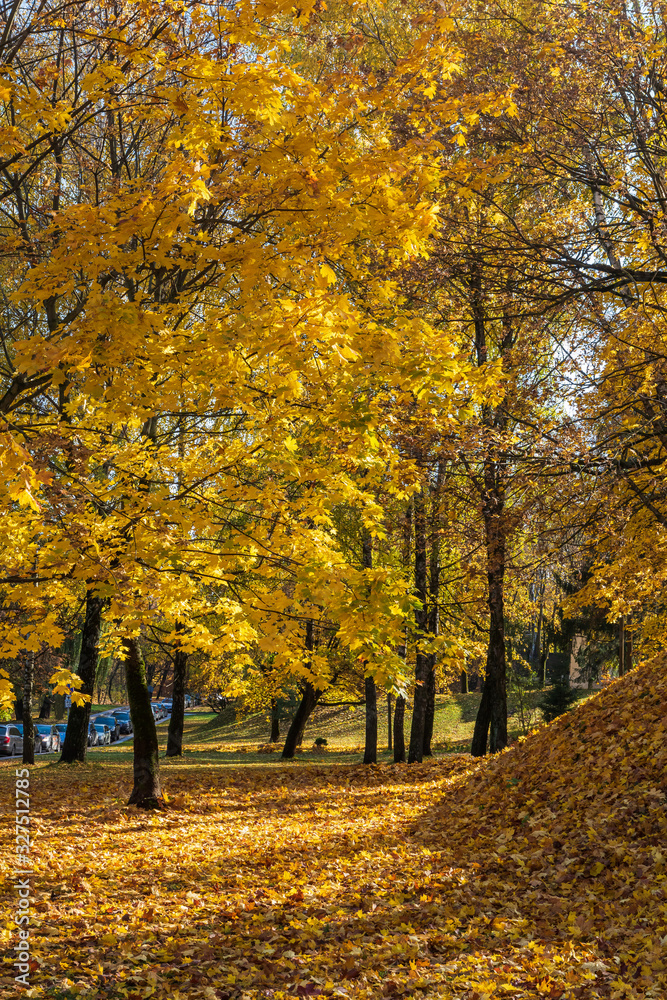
[[77, 687, 594, 770]]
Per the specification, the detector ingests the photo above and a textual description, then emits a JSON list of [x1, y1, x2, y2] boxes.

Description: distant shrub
[[538, 681, 578, 723]]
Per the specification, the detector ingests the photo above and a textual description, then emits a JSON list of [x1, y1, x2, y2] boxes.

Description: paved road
[[0, 706, 189, 760]]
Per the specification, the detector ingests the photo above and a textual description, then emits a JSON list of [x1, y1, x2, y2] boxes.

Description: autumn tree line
[[0, 0, 664, 805]]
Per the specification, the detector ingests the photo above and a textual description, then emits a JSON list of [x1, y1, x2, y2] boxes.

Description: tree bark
[[409, 488, 429, 763], [387, 693, 392, 751], [460, 669, 468, 694], [363, 675, 377, 764], [124, 637, 165, 808], [393, 695, 406, 762], [156, 657, 171, 699], [166, 644, 187, 757], [22, 652, 35, 765], [282, 681, 320, 758], [423, 666, 436, 757], [423, 465, 442, 757], [471, 481, 508, 756], [60, 592, 104, 764], [106, 659, 120, 702], [270, 697, 280, 742], [282, 621, 320, 759], [362, 531, 377, 764]]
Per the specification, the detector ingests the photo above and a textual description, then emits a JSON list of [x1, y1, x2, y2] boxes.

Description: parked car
[[55, 724, 68, 747], [158, 701, 171, 716], [0, 724, 23, 756], [151, 704, 163, 720], [87, 724, 99, 747], [93, 723, 111, 745], [95, 715, 121, 741], [14, 724, 41, 754], [111, 710, 132, 734], [35, 724, 60, 753]]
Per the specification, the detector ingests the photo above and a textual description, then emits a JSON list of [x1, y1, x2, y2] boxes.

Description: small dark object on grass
[[314, 737, 328, 746]]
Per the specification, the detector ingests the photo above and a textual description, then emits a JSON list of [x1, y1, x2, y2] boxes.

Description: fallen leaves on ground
[[1, 661, 666, 999]]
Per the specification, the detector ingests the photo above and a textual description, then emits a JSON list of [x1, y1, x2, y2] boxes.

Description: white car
[[93, 723, 111, 745]]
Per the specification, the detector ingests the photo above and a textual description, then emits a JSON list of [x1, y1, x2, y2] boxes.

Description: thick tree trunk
[[22, 653, 35, 765], [39, 696, 52, 719], [166, 646, 187, 757], [460, 669, 468, 694], [423, 665, 436, 757], [393, 695, 406, 762], [60, 592, 103, 764], [270, 697, 280, 742], [362, 531, 377, 764], [409, 488, 429, 763], [471, 489, 508, 756], [282, 622, 320, 759], [363, 675, 377, 764], [423, 467, 441, 757], [282, 681, 320, 758], [124, 637, 164, 808], [387, 693, 392, 751]]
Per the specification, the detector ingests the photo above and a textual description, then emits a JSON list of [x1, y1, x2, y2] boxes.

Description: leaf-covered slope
[[419, 659, 667, 996]]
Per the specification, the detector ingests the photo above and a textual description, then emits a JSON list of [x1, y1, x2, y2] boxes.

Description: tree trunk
[[282, 681, 320, 758], [22, 653, 35, 765], [124, 637, 164, 808], [423, 665, 436, 757], [39, 696, 52, 719], [156, 657, 171, 699], [166, 645, 187, 757], [460, 669, 468, 694], [362, 531, 377, 764], [60, 592, 104, 764], [533, 580, 545, 670], [619, 615, 625, 676], [409, 488, 429, 763], [270, 697, 280, 742], [107, 660, 120, 702], [363, 675, 377, 764], [282, 621, 320, 759], [471, 486, 508, 756], [393, 695, 406, 762], [387, 693, 392, 751], [423, 466, 442, 757]]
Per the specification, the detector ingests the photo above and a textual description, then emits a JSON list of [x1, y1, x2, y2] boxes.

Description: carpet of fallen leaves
[[1, 662, 666, 1000]]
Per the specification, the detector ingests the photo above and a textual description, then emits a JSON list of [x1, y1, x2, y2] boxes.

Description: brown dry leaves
[[1, 662, 666, 1000]]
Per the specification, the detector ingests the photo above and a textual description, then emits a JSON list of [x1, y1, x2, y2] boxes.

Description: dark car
[[35, 724, 60, 753], [95, 715, 121, 741], [0, 724, 23, 756], [111, 711, 132, 735]]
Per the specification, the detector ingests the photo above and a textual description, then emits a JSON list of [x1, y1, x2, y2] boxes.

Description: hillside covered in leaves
[[1, 661, 666, 999]]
